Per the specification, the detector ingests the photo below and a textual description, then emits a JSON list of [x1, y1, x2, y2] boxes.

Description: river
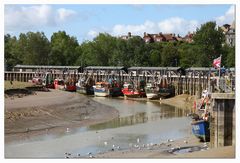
[[5, 96, 192, 158]]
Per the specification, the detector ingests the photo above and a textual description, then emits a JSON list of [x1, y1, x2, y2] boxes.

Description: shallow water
[[5, 96, 192, 158]]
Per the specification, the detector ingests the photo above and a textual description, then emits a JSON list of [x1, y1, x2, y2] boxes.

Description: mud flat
[[5, 89, 119, 143]]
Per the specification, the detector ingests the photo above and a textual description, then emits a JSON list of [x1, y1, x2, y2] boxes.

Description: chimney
[[128, 32, 131, 37]]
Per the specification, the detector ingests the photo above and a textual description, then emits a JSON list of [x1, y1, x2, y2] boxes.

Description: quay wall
[[4, 71, 209, 97]]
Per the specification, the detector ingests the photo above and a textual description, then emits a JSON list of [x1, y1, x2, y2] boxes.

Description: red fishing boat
[[64, 77, 77, 92], [54, 78, 65, 90], [122, 83, 146, 98]]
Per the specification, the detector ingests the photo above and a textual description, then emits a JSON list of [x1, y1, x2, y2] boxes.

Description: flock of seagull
[[63, 131, 191, 159]]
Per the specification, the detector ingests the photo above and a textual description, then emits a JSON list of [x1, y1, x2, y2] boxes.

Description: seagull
[[89, 155, 94, 158], [167, 139, 174, 142], [112, 144, 115, 148], [184, 140, 188, 144], [137, 138, 140, 143], [117, 146, 120, 150], [66, 128, 70, 133], [104, 141, 108, 146], [87, 152, 92, 155]]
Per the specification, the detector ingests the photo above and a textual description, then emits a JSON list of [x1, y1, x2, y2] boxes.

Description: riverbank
[[5, 89, 119, 143], [4, 87, 235, 158]]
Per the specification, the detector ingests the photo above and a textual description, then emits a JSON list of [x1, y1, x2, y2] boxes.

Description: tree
[[4, 34, 22, 70], [161, 42, 179, 67], [23, 32, 50, 65], [193, 21, 225, 66], [221, 45, 235, 67], [178, 43, 203, 68], [49, 31, 79, 65], [126, 36, 147, 66]]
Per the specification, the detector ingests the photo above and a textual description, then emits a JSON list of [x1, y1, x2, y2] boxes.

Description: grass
[[4, 81, 35, 90]]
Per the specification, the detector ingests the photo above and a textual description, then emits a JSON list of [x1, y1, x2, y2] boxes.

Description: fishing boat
[[122, 83, 146, 98], [108, 79, 123, 97], [93, 82, 110, 97], [54, 78, 65, 90], [145, 82, 160, 99], [191, 119, 210, 142], [42, 72, 54, 88], [158, 77, 175, 98], [64, 77, 77, 92], [93, 80, 123, 97], [76, 78, 94, 95]]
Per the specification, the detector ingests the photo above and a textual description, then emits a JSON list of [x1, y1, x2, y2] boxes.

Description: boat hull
[[93, 87, 109, 97], [76, 86, 94, 95], [65, 85, 76, 92], [146, 93, 159, 99], [122, 89, 146, 98], [191, 120, 210, 142]]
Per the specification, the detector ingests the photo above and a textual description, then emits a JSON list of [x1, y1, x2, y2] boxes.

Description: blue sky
[[4, 4, 235, 43]]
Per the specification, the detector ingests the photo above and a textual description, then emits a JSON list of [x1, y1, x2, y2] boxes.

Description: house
[[121, 32, 194, 43], [183, 32, 194, 43], [223, 21, 235, 47], [143, 32, 178, 43]]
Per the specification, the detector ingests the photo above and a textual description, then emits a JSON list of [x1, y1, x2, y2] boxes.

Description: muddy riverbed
[[5, 95, 194, 158]]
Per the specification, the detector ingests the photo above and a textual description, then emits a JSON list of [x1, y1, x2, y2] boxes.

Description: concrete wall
[[210, 93, 235, 147]]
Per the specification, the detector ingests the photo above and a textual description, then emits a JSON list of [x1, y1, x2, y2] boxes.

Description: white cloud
[[215, 5, 235, 25], [57, 8, 77, 22], [87, 30, 98, 38], [109, 18, 199, 37], [158, 17, 199, 34], [5, 5, 77, 31]]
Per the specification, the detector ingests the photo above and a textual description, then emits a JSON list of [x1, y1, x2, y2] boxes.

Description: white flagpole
[[219, 55, 222, 78]]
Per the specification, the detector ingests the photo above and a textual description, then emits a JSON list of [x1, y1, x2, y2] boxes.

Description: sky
[[4, 4, 235, 43]]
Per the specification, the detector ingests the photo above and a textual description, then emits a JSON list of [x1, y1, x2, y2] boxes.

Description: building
[[120, 32, 194, 43], [120, 32, 141, 40], [221, 21, 235, 47], [143, 32, 178, 43]]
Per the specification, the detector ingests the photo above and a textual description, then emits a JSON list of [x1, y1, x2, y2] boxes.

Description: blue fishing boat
[[191, 120, 210, 142]]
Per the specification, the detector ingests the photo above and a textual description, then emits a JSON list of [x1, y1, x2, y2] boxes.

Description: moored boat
[[76, 79, 94, 95], [93, 79, 123, 97], [42, 72, 54, 88], [93, 82, 109, 97], [64, 77, 77, 92], [145, 83, 160, 99], [191, 119, 210, 142], [158, 77, 175, 98], [54, 78, 65, 90], [122, 83, 146, 98]]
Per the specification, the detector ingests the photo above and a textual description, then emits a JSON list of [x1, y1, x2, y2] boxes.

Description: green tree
[[193, 21, 225, 66], [161, 42, 179, 67], [24, 32, 50, 65], [221, 45, 235, 67], [178, 43, 203, 68], [49, 31, 79, 65], [4, 34, 22, 70]]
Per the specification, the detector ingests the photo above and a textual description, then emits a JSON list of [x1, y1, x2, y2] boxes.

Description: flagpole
[[219, 55, 222, 78], [218, 55, 222, 91]]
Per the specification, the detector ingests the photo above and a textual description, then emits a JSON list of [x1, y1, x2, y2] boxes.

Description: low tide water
[[5, 96, 192, 158]]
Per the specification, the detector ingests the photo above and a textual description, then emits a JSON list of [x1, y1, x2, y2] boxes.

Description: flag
[[213, 56, 221, 68]]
